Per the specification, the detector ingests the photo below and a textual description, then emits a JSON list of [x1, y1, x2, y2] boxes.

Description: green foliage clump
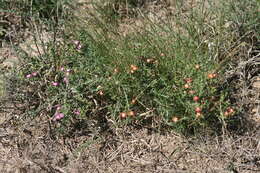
[[15, 0, 259, 135]]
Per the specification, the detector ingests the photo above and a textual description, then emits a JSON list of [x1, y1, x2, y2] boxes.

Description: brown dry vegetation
[[1, 113, 260, 172], [0, 0, 260, 172]]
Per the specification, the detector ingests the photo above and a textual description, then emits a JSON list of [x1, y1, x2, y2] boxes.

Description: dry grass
[[1, 113, 260, 172], [223, 36, 260, 130]]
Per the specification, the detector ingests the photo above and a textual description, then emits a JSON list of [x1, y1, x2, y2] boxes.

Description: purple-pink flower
[[73, 40, 82, 50], [26, 71, 38, 78], [55, 105, 61, 111], [73, 109, 80, 115], [73, 40, 80, 45], [63, 77, 69, 84], [26, 74, 32, 78], [52, 82, 59, 86], [53, 112, 64, 121], [76, 44, 82, 50]]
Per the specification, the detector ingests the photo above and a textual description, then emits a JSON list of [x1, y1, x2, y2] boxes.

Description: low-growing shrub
[[14, 0, 259, 135]]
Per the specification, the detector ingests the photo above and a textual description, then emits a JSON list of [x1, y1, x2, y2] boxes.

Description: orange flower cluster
[[120, 111, 136, 119], [172, 116, 179, 123], [130, 64, 138, 73], [184, 77, 193, 89], [208, 73, 217, 79], [195, 107, 202, 118], [224, 107, 235, 117]]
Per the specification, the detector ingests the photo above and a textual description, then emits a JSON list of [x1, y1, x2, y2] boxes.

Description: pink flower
[[53, 113, 64, 121], [74, 109, 80, 115], [58, 113, 64, 119], [73, 40, 80, 45], [76, 44, 82, 50], [63, 77, 69, 84], [32, 72, 37, 76], [56, 105, 61, 111], [73, 40, 82, 50], [26, 74, 32, 78], [52, 82, 59, 86], [60, 67, 65, 71]]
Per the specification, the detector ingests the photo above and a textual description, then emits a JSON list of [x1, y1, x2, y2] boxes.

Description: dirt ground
[[1, 0, 260, 172], [0, 114, 260, 172]]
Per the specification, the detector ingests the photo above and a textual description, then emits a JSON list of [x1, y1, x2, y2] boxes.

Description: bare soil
[[1, 114, 260, 172]]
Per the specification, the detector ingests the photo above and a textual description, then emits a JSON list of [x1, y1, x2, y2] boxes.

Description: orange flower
[[172, 116, 179, 123], [131, 98, 137, 104], [189, 90, 196, 94], [195, 112, 202, 118], [184, 78, 193, 83], [146, 58, 154, 63], [224, 111, 229, 117], [227, 107, 234, 113], [224, 107, 235, 117], [113, 68, 119, 73], [195, 107, 202, 113], [130, 64, 138, 71], [127, 111, 135, 117], [98, 90, 104, 96], [208, 73, 217, 79], [193, 96, 199, 102], [120, 112, 127, 118], [130, 64, 138, 73], [184, 84, 190, 89]]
